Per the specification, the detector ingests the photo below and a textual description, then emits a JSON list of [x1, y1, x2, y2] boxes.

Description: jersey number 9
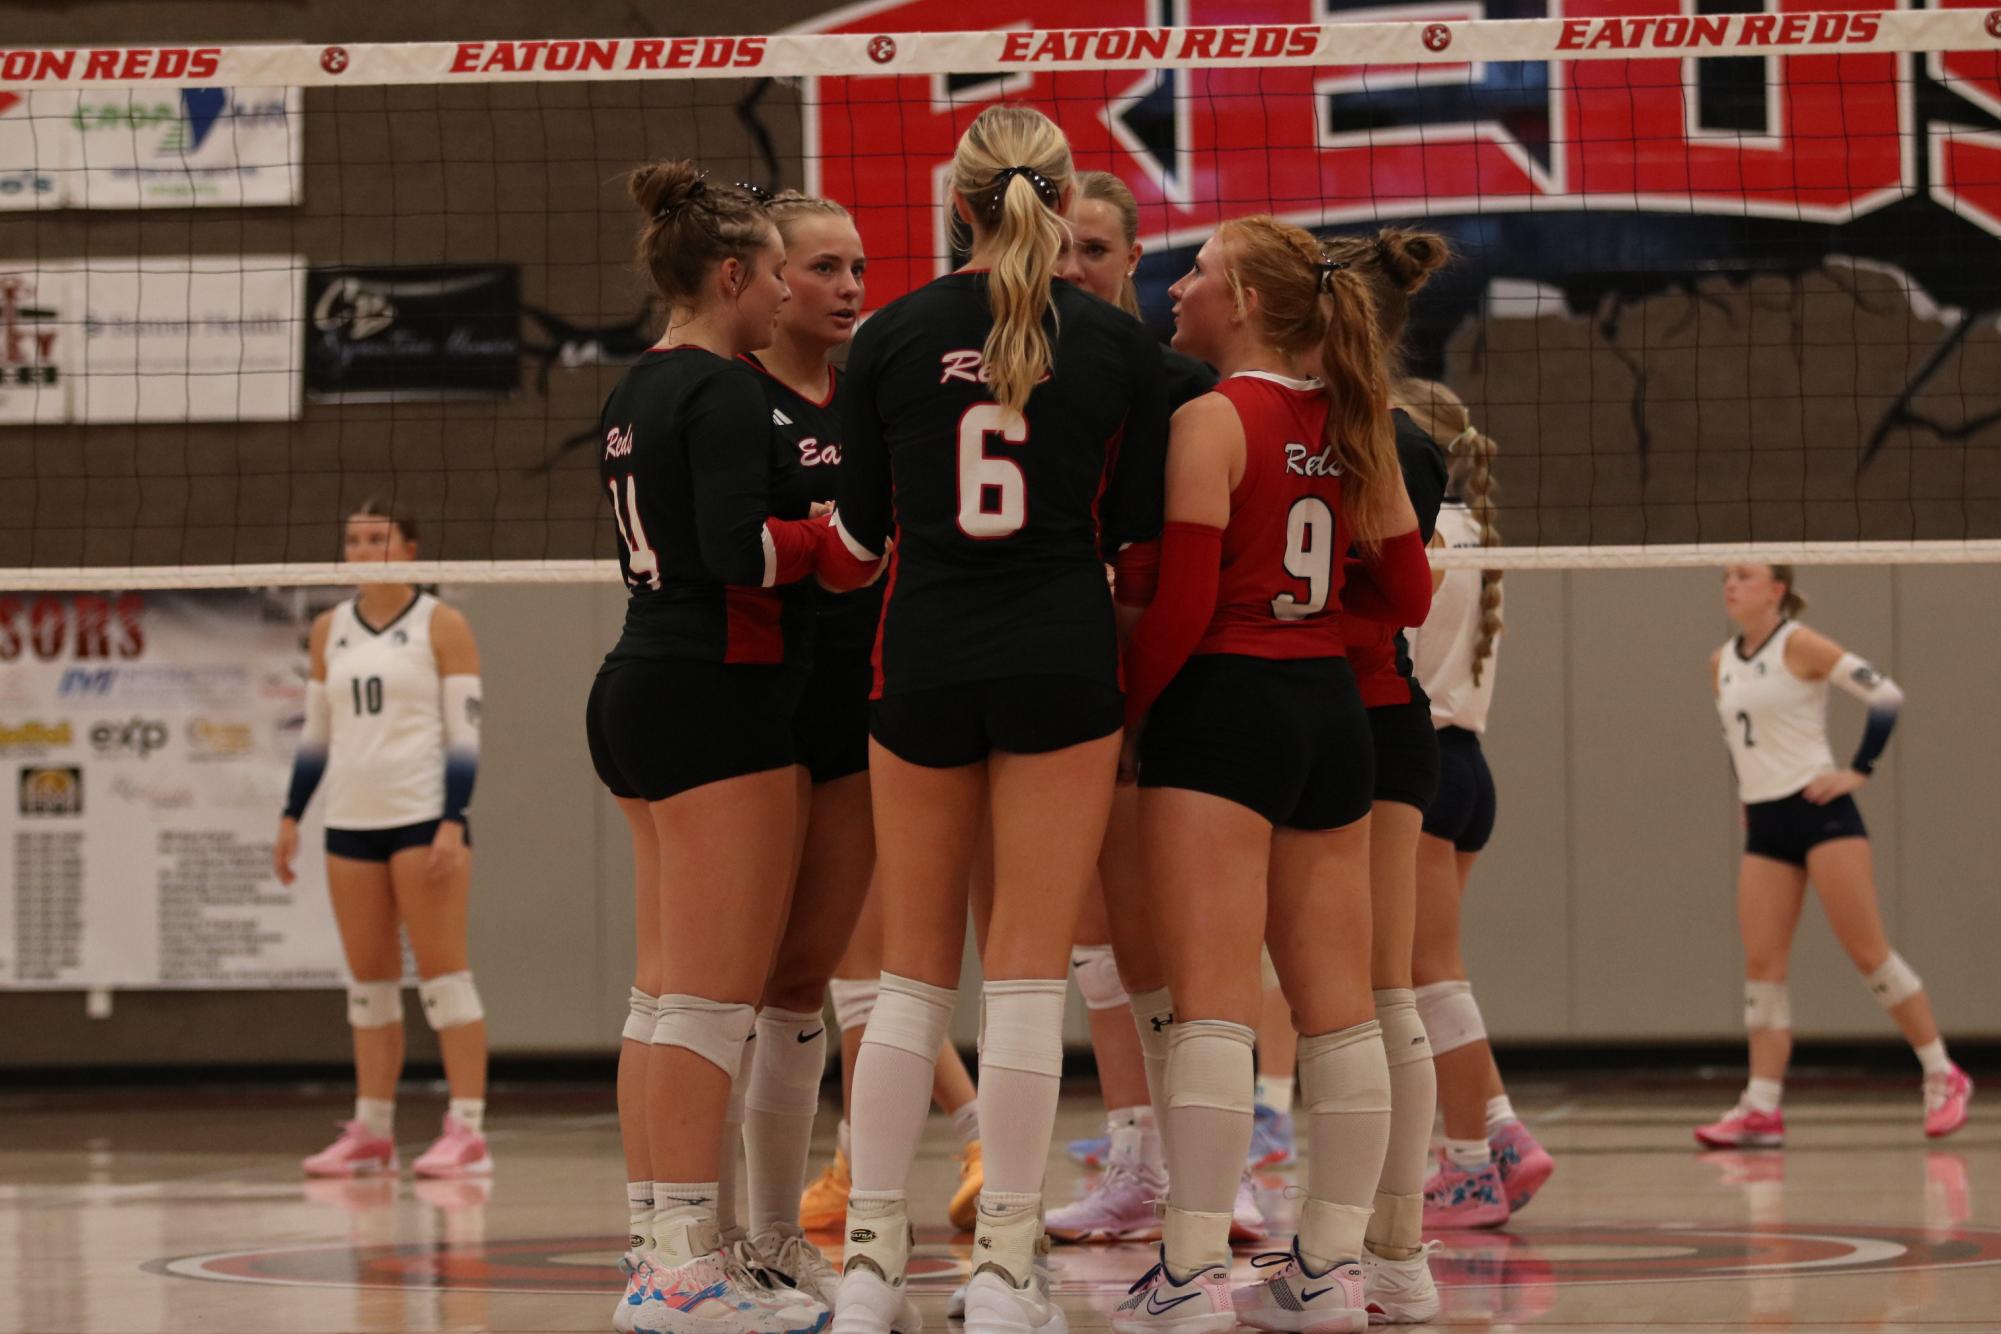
[[1271, 497, 1335, 620], [956, 404, 1028, 540]]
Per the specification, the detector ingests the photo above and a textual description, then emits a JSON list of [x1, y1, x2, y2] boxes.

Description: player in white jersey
[[274, 500, 491, 1179], [1696, 564, 1972, 1147], [1397, 383, 1556, 1237]]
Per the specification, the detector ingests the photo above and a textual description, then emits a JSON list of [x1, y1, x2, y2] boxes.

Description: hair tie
[[1315, 258, 1348, 293], [1449, 425, 1478, 449], [987, 165, 1059, 217], [654, 172, 708, 222]]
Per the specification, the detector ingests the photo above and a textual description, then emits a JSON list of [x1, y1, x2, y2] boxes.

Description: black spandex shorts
[[1745, 791, 1867, 867], [326, 819, 468, 862], [1139, 654, 1372, 831], [1423, 726, 1496, 852], [586, 658, 802, 802], [1369, 697, 1441, 811], [869, 675, 1123, 769], [793, 641, 872, 785]]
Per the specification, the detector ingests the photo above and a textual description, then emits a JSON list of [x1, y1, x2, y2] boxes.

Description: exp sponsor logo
[[186, 717, 255, 760], [0, 720, 73, 751], [18, 764, 83, 816], [88, 717, 168, 759]]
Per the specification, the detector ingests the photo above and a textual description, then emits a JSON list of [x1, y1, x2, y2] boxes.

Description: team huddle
[[275, 100, 1973, 1334]]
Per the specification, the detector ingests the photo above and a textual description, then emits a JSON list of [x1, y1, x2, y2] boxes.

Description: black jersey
[[742, 353, 884, 654], [834, 274, 1168, 697], [599, 347, 815, 667], [1353, 408, 1450, 692], [1163, 347, 1219, 414]]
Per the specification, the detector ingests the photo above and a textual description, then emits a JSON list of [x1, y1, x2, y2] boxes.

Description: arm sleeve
[[282, 680, 330, 821], [1829, 651, 1903, 774], [1098, 324, 1171, 555], [1112, 539, 1161, 609], [1121, 522, 1224, 730], [686, 367, 793, 586], [440, 674, 480, 824], [1340, 529, 1434, 627], [833, 313, 893, 561]]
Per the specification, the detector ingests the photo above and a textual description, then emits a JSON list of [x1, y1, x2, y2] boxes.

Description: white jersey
[[1716, 620, 1836, 803], [1409, 501, 1498, 734], [322, 593, 448, 829]]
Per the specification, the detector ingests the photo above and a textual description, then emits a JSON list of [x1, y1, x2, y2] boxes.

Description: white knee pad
[[347, 979, 403, 1029], [419, 970, 485, 1030], [1373, 988, 1432, 1067], [623, 987, 658, 1043], [1165, 1019, 1256, 1112], [1414, 980, 1487, 1056], [1298, 1019, 1392, 1114], [858, 972, 956, 1060], [1865, 952, 1923, 1009], [1071, 945, 1130, 1012], [829, 977, 878, 1033], [651, 994, 756, 1076], [1744, 980, 1791, 1032], [1131, 986, 1175, 1061], [978, 978, 1068, 1076]]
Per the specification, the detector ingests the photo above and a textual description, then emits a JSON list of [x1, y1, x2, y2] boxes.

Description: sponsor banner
[[0, 267, 72, 425], [73, 255, 304, 423], [0, 87, 299, 208], [65, 86, 302, 208], [306, 265, 521, 402], [0, 591, 345, 990], [0, 91, 62, 210], [0, 9, 1998, 91]]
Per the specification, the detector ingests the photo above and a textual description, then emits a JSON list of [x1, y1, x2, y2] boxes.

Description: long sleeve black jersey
[[599, 346, 817, 667], [742, 353, 885, 655], [831, 274, 1168, 697]]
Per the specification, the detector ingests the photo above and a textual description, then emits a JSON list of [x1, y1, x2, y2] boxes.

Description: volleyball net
[[3, 6, 2001, 589]]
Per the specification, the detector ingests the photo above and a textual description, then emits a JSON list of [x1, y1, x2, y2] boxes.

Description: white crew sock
[[1915, 1039, 1954, 1078], [1444, 1137, 1491, 1169], [448, 1097, 485, 1136], [355, 1097, 394, 1139], [1254, 1074, 1294, 1117], [1484, 1094, 1516, 1131], [1744, 1077, 1784, 1114]]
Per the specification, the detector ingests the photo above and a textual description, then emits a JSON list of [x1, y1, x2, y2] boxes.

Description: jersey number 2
[[1271, 497, 1335, 620], [1736, 711, 1755, 748], [957, 404, 1027, 540]]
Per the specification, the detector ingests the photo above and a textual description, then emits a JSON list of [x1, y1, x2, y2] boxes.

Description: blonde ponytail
[[1397, 378, 1504, 684], [950, 106, 1074, 416]]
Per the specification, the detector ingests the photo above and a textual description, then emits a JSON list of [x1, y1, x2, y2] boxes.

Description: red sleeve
[[764, 517, 828, 587], [1113, 540, 1161, 609], [815, 512, 884, 592], [1339, 529, 1432, 627], [1122, 522, 1224, 730]]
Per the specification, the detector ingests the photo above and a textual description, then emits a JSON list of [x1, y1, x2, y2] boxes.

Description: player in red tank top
[[1107, 218, 1432, 1334]]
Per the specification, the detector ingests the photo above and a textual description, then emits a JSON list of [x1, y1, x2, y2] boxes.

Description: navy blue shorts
[[326, 819, 468, 862], [1423, 727, 1496, 853], [1745, 791, 1867, 867]]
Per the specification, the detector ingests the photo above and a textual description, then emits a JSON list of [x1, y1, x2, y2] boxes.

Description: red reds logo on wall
[[868, 35, 899, 63], [793, 0, 2001, 307], [320, 46, 350, 74]]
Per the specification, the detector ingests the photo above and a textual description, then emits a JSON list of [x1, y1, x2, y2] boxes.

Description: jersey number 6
[[1271, 496, 1335, 620], [956, 403, 1028, 540]]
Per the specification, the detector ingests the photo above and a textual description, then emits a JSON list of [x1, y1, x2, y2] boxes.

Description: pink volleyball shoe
[[1487, 1119, 1556, 1213], [1693, 1104, 1785, 1150], [1924, 1066, 1974, 1140], [1421, 1155, 1508, 1230], [302, 1121, 397, 1178], [412, 1113, 493, 1178]]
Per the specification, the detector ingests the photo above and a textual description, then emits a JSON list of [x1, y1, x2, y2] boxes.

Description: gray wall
[[6, 566, 1996, 1066], [467, 566, 2001, 1051]]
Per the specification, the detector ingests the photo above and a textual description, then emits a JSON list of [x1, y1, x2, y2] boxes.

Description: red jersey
[[1194, 372, 1352, 660]]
